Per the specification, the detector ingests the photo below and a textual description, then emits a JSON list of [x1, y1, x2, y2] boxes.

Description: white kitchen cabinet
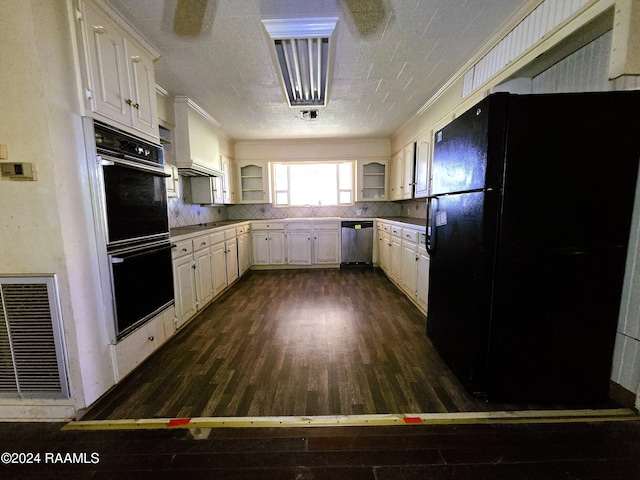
[[416, 243, 430, 312], [400, 229, 419, 297], [174, 96, 222, 176], [225, 233, 239, 285], [252, 226, 285, 265], [403, 143, 416, 199], [191, 176, 224, 205], [193, 239, 214, 308], [237, 161, 270, 203], [172, 240, 197, 328], [236, 224, 252, 276], [390, 144, 416, 200], [313, 223, 341, 264], [357, 159, 388, 201], [164, 163, 180, 198], [414, 132, 432, 198], [286, 222, 313, 265], [390, 151, 403, 200], [287, 231, 313, 265], [211, 239, 228, 295], [389, 226, 402, 282], [221, 154, 236, 204], [77, 0, 159, 141], [377, 223, 391, 273]]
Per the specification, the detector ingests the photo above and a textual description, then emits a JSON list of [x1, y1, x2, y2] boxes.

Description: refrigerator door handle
[[426, 196, 439, 255]]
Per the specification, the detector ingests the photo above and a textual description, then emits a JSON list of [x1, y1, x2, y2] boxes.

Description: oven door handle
[[98, 155, 170, 177], [111, 243, 176, 264]]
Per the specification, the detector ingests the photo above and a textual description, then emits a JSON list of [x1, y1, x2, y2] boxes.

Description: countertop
[[170, 216, 426, 240]]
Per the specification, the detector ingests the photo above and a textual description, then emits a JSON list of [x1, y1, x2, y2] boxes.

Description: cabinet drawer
[[287, 222, 312, 230], [193, 235, 211, 251], [401, 229, 419, 243], [209, 231, 225, 244], [382, 223, 390, 233], [224, 228, 236, 240], [172, 239, 193, 258], [236, 226, 245, 235], [391, 226, 402, 237], [253, 222, 285, 230], [313, 222, 339, 231]]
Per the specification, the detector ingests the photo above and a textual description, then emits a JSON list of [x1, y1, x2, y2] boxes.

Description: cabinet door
[[221, 154, 236, 204], [211, 241, 228, 295], [226, 238, 239, 284], [237, 233, 251, 275], [269, 232, 286, 264], [125, 38, 158, 136], [314, 230, 340, 264], [287, 231, 312, 265], [417, 247, 430, 311], [194, 248, 214, 308], [403, 143, 415, 199], [390, 236, 402, 281], [414, 133, 431, 198], [173, 255, 197, 328], [390, 151, 403, 200], [81, 0, 130, 126], [252, 232, 270, 265], [400, 241, 418, 296]]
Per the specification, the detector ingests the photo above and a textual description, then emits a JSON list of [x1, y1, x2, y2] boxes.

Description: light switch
[[0, 145, 7, 160]]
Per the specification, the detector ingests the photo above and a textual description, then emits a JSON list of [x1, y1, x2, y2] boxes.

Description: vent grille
[[462, 0, 591, 97], [0, 278, 70, 398]]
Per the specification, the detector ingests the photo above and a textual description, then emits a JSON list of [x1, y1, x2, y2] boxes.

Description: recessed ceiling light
[[262, 17, 338, 108]]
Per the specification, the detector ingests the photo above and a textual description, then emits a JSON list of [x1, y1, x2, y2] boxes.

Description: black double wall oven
[[89, 120, 174, 340]]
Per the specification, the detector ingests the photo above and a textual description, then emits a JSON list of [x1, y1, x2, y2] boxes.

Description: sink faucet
[[302, 204, 316, 217]]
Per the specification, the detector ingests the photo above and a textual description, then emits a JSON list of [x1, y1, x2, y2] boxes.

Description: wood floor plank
[[83, 268, 620, 420]]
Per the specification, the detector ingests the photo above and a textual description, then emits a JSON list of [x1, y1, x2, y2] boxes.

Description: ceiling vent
[[300, 110, 319, 120], [262, 17, 338, 107]]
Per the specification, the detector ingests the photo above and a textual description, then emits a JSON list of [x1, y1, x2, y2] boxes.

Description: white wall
[[0, 0, 115, 420]]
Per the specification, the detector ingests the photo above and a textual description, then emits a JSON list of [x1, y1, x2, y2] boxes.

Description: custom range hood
[[173, 96, 224, 178]]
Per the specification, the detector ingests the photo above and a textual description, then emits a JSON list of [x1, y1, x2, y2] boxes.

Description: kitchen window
[[272, 161, 354, 206]]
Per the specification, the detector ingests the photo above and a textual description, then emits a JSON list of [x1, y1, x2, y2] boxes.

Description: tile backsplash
[[168, 176, 428, 227], [168, 176, 229, 228]]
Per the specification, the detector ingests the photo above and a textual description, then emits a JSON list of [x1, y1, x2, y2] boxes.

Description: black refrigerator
[[426, 91, 640, 404]]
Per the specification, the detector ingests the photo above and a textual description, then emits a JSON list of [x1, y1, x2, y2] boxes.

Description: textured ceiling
[[105, 0, 530, 140]]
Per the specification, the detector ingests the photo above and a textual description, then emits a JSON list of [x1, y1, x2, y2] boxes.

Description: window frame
[[271, 160, 355, 207]]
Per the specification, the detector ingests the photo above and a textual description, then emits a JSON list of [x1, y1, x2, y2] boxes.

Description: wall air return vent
[[262, 17, 338, 107], [0, 276, 70, 398]]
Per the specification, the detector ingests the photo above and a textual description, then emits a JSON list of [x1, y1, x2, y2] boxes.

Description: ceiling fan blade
[[173, 0, 211, 38]]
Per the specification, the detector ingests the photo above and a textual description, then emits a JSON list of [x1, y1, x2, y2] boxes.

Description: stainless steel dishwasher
[[341, 220, 374, 266]]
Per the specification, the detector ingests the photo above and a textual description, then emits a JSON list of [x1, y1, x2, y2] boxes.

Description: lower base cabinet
[[172, 225, 247, 328]]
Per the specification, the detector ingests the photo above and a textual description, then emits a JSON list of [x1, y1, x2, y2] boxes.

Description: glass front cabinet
[[357, 159, 388, 201], [236, 160, 270, 203]]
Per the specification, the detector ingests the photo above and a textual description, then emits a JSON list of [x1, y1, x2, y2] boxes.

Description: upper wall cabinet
[[414, 132, 432, 198], [76, 0, 160, 141], [237, 161, 270, 204], [357, 159, 388, 201], [173, 96, 222, 177]]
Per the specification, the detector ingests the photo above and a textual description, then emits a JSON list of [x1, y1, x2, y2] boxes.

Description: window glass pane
[[339, 163, 351, 190], [271, 161, 354, 207], [274, 164, 288, 190], [339, 191, 351, 204], [275, 191, 288, 205]]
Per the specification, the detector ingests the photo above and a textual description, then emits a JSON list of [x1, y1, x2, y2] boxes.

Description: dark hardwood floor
[[84, 268, 615, 421]]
